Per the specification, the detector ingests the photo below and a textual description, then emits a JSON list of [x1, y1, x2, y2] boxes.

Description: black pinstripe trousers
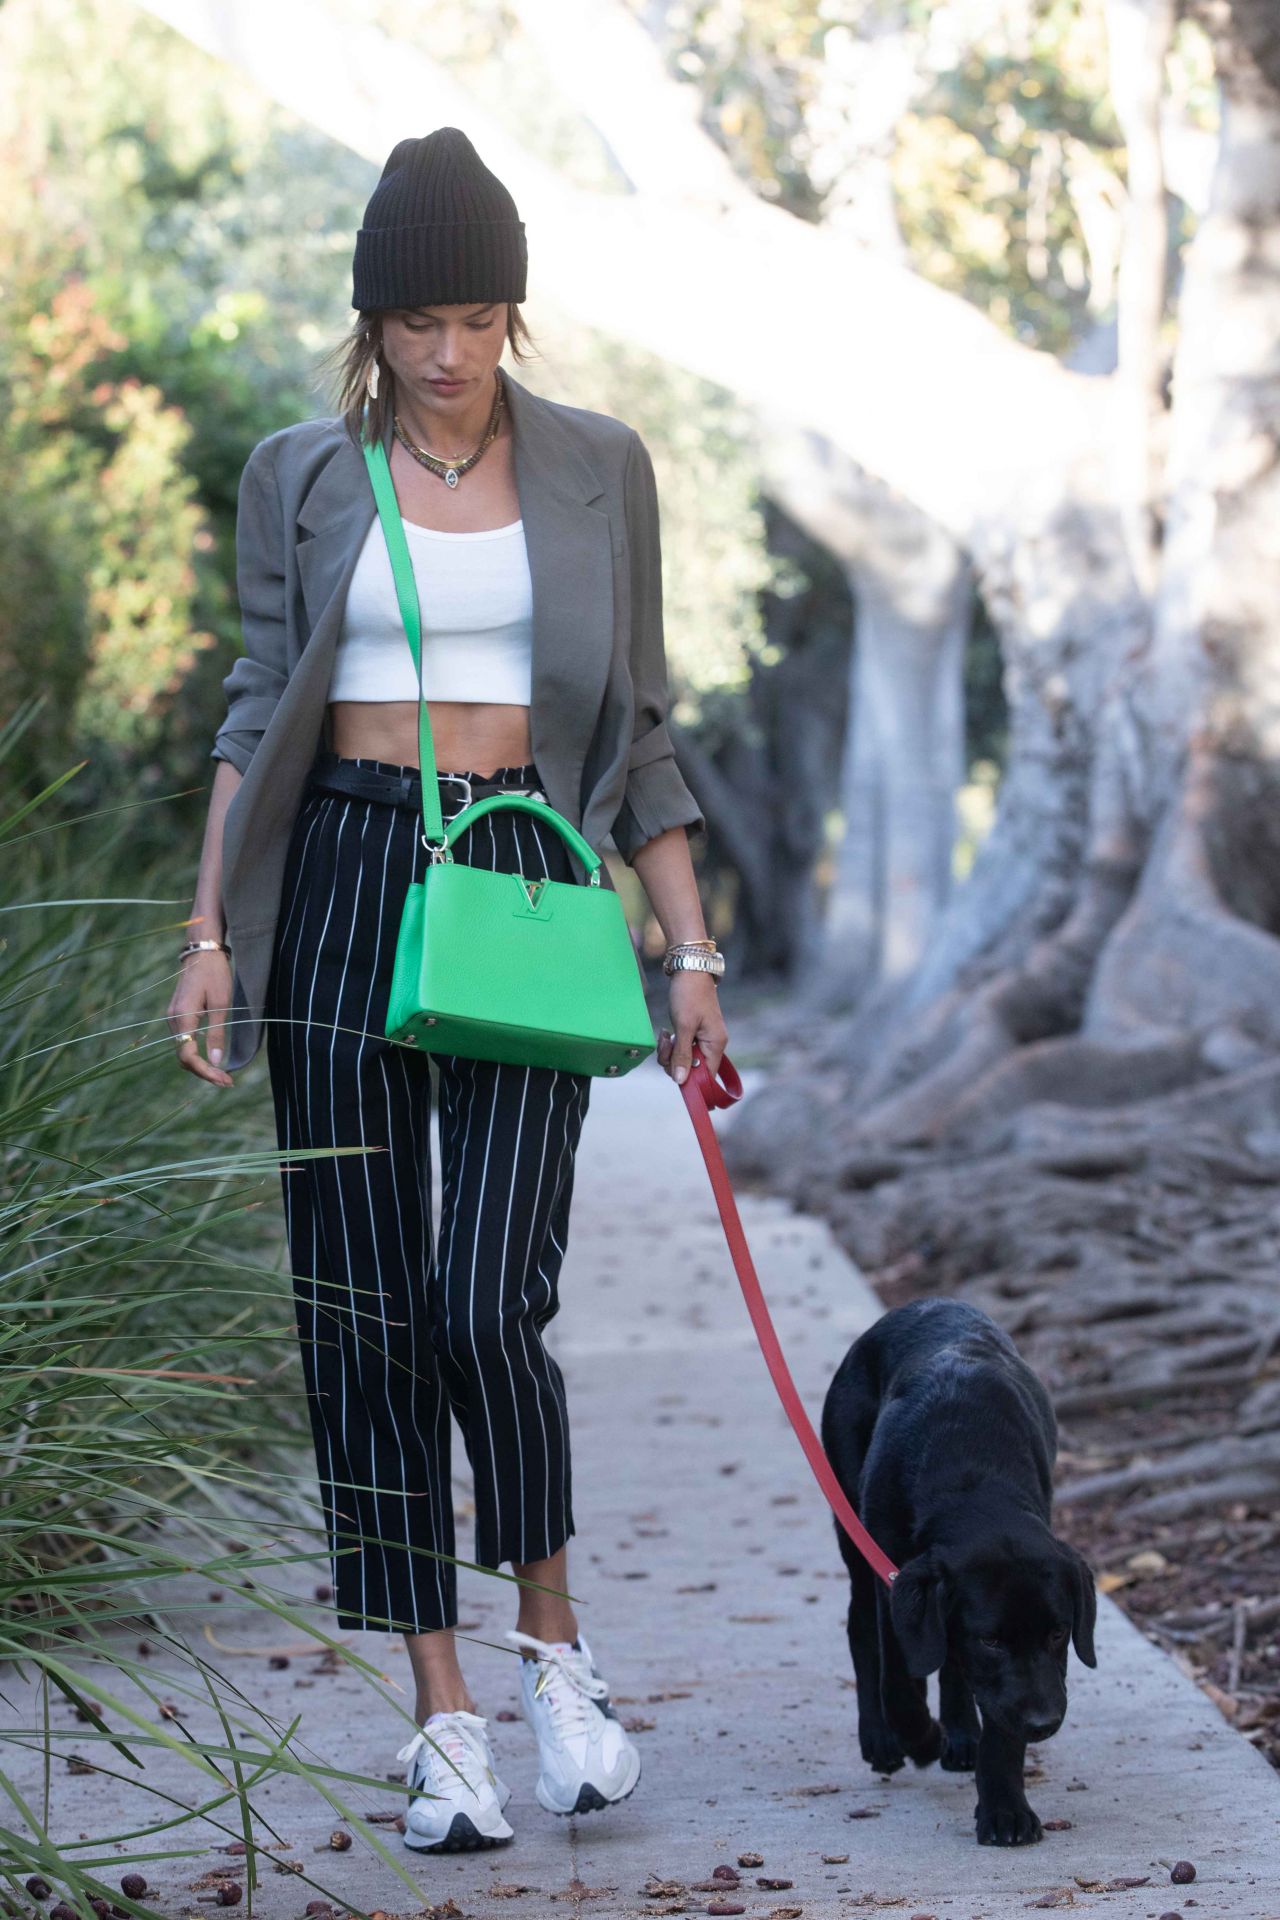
[[264, 754, 591, 1634]]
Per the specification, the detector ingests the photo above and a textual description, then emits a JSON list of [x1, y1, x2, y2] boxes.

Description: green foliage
[[0, 0, 364, 804], [0, 268, 211, 789], [896, 2, 1122, 351], [644, 0, 1128, 354]]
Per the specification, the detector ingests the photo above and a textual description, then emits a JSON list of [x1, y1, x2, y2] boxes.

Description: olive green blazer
[[208, 364, 705, 1072]]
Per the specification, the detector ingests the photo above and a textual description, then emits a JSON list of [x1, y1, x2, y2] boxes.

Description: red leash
[[678, 1046, 899, 1588]]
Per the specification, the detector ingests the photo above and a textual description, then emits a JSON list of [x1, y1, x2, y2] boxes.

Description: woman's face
[[379, 302, 507, 409]]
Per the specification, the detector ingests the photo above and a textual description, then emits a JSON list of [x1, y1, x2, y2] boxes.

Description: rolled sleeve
[[611, 429, 706, 865], [209, 443, 288, 774]]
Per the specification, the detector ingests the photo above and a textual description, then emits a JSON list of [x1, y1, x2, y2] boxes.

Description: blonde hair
[[317, 305, 541, 448]]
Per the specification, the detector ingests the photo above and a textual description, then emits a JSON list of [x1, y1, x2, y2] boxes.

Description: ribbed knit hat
[[352, 126, 527, 312]]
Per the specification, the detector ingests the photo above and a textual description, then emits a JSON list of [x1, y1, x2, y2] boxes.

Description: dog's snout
[[1025, 1718, 1062, 1743]]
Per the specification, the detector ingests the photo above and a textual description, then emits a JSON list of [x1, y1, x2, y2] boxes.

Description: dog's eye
[[978, 1635, 1003, 1650], [1048, 1627, 1069, 1647]]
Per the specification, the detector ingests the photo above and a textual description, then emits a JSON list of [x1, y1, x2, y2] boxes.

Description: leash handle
[[679, 1047, 899, 1588]]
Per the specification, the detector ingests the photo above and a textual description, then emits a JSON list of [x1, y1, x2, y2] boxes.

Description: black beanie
[[352, 126, 528, 312]]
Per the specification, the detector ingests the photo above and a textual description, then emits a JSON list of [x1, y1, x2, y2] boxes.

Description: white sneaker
[[505, 1628, 642, 1816], [397, 1708, 514, 1851]]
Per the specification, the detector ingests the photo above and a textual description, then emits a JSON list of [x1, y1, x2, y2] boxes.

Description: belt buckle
[[438, 771, 472, 822]]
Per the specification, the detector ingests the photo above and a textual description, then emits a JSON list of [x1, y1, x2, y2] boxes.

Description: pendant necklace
[[393, 372, 506, 488]]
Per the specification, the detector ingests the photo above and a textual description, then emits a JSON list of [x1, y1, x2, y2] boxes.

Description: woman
[[168, 128, 727, 1853]]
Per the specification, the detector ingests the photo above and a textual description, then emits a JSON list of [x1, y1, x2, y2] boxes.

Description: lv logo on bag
[[512, 874, 552, 917]]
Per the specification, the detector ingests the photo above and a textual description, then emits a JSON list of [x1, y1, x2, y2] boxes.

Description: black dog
[[819, 1298, 1097, 1846]]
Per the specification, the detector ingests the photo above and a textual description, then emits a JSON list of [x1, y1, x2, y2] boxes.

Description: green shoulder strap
[[360, 414, 446, 845]]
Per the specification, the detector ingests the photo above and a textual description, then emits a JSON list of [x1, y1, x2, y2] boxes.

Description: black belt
[[306, 756, 547, 814]]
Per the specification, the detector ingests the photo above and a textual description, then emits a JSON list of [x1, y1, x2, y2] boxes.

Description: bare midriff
[[326, 699, 533, 777]]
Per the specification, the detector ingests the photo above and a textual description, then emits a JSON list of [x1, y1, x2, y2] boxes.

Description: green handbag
[[361, 423, 656, 1078]]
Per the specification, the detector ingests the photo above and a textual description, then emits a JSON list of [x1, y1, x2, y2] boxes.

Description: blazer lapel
[[290, 368, 615, 810]]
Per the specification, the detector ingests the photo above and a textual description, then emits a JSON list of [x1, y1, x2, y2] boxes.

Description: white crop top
[[328, 515, 533, 704]]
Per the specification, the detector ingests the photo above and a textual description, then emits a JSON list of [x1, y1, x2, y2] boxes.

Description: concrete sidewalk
[[9, 1057, 1280, 1918]]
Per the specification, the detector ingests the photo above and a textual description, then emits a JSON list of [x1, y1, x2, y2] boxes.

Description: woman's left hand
[[657, 972, 728, 1086]]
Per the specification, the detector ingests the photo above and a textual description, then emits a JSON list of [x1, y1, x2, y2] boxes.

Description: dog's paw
[[903, 1716, 942, 1769], [940, 1727, 978, 1771], [975, 1795, 1043, 1847], [859, 1728, 905, 1776]]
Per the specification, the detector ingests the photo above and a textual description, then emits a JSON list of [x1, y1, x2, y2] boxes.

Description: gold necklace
[[393, 373, 506, 489]]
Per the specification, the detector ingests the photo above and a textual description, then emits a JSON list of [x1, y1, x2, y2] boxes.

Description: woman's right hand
[[167, 952, 235, 1086]]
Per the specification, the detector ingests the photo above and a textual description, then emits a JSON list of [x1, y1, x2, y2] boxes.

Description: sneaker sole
[[534, 1745, 642, 1817], [403, 1810, 514, 1852]]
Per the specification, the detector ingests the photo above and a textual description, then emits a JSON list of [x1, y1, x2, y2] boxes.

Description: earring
[[366, 355, 381, 401]]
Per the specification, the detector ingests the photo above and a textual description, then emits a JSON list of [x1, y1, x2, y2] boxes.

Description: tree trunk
[[727, 0, 1280, 1169], [1105, 0, 1177, 595]]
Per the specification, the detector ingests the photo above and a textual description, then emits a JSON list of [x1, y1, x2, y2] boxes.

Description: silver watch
[[662, 949, 725, 978]]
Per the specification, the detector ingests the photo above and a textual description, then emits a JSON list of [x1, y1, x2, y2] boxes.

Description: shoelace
[[396, 1709, 492, 1797], [504, 1628, 609, 1743]]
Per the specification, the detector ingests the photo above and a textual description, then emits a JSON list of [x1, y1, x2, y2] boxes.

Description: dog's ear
[[889, 1549, 949, 1677], [1062, 1544, 1098, 1668]]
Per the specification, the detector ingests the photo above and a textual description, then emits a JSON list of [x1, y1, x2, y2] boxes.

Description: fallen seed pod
[[757, 1880, 793, 1891], [706, 1905, 745, 1918], [25, 1879, 51, 1900], [737, 1853, 764, 1868], [711, 1867, 740, 1883], [1170, 1863, 1196, 1885]]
